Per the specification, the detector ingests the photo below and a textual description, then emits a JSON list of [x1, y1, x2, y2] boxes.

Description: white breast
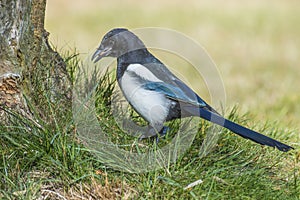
[[120, 64, 170, 126], [126, 63, 161, 82]]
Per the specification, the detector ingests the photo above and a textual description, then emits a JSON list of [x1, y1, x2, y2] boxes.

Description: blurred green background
[[45, 0, 300, 130]]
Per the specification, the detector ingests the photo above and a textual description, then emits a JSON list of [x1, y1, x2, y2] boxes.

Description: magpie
[[92, 28, 293, 152]]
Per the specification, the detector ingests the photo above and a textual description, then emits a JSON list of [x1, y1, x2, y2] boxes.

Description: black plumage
[[92, 28, 293, 152]]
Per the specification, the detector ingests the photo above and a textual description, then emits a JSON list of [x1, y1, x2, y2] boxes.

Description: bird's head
[[92, 28, 146, 63]]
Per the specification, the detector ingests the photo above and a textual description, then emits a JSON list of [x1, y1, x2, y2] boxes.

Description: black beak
[[91, 47, 112, 63]]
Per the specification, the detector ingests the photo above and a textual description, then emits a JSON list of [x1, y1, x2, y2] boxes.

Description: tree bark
[[0, 0, 71, 124]]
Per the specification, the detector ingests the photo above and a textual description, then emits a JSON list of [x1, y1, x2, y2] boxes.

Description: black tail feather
[[187, 107, 293, 152]]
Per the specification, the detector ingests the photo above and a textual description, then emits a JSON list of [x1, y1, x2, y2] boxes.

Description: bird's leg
[[155, 126, 170, 143], [159, 126, 169, 137], [138, 124, 170, 143]]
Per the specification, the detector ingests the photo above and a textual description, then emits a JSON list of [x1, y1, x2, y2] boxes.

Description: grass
[[0, 0, 299, 199]]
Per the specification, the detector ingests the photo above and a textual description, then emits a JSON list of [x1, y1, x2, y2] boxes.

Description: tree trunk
[[0, 0, 71, 124]]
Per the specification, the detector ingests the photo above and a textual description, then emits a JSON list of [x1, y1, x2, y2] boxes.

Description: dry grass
[[4, 169, 137, 200]]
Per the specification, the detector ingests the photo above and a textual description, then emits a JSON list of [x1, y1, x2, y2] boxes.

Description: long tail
[[186, 107, 293, 152]]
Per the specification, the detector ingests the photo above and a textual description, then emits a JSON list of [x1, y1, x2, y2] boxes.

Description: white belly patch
[[120, 64, 170, 126]]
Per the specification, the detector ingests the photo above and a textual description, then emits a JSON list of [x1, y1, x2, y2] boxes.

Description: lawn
[[0, 0, 299, 199]]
